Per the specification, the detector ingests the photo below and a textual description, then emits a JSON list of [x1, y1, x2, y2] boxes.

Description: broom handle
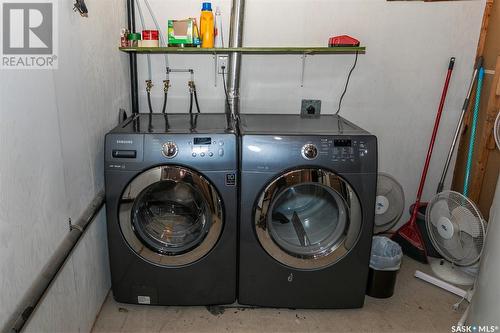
[[436, 57, 483, 194], [411, 58, 455, 222], [463, 67, 485, 197]]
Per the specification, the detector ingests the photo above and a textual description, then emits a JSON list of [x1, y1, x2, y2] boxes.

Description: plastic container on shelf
[[120, 28, 130, 47], [214, 6, 224, 48], [127, 33, 142, 48], [141, 30, 159, 47], [200, 2, 214, 48], [366, 236, 403, 299]]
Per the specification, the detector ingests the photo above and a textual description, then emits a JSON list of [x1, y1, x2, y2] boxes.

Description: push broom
[[392, 57, 455, 263]]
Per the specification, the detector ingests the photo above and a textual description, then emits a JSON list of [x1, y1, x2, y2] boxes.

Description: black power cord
[[335, 51, 359, 115]]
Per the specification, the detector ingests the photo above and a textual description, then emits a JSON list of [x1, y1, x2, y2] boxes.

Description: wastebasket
[[366, 236, 403, 298]]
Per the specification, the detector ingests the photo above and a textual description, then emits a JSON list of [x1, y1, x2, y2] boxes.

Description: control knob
[[162, 142, 178, 158], [301, 144, 318, 160]]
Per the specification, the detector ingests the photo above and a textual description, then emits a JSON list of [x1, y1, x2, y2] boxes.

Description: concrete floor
[[92, 257, 466, 333]]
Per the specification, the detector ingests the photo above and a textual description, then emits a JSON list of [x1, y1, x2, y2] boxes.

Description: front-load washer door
[[254, 168, 362, 270], [119, 166, 223, 267]]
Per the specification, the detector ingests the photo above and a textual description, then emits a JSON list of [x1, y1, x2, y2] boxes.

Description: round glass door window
[[268, 183, 347, 258], [255, 169, 362, 270], [119, 166, 223, 267], [132, 180, 211, 255]]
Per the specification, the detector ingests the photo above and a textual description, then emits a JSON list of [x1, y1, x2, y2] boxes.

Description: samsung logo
[[117, 140, 133, 144]]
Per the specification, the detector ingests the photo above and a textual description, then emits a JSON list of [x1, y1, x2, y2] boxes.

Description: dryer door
[[254, 168, 362, 270], [119, 166, 223, 267]]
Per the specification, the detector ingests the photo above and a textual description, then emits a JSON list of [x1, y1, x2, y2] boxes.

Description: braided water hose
[[463, 67, 485, 197]]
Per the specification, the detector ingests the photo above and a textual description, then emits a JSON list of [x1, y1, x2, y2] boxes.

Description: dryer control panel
[[317, 138, 370, 162], [241, 135, 377, 173]]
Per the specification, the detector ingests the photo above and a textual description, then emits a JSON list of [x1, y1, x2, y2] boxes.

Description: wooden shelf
[[119, 46, 366, 54]]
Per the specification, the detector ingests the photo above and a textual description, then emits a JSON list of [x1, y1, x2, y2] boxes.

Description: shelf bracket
[[300, 53, 307, 87], [213, 52, 218, 87]]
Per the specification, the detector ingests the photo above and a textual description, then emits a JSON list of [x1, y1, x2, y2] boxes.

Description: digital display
[[194, 137, 212, 145], [334, 139, 352, 147]]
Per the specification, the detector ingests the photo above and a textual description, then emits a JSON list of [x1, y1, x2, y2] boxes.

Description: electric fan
[[426, 191, 485, 285], [374, 173, 405, 234], [415, 191, 486, 293], [494, 111, 500, 150]]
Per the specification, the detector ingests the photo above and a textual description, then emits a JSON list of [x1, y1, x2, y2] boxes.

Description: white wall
[[0, 0, 129, 331], [141, 0, 485, 226]]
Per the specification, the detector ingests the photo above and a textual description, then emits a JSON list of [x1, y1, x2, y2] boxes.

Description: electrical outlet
[[218, 55, 228, 74], [301, 99, 322, 118]]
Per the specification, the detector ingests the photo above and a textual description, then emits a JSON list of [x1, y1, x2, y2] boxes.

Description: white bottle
[[214, 6, 224, 48]]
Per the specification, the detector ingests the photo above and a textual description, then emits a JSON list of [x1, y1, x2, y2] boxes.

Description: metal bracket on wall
[[300, 53, 307, 87], [214, 54, 217, 87], [68, 218, 83, 232]]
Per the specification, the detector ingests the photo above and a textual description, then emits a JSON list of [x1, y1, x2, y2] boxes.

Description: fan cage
[[374, 172, 405, 234], [425, 190, 485, 267]]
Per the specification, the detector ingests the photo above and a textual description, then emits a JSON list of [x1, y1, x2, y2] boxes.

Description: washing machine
[[238, 114, 377, 308], [105, 113, 237, 305]]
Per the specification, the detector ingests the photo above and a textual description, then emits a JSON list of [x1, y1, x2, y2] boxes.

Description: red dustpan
[[393, 203, 427, 262]]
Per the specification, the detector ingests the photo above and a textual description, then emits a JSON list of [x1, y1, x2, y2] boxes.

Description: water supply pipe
[[2, 192, 105, 333], [127, 0, 139, 114]]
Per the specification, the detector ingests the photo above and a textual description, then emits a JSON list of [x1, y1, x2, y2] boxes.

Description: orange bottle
[[200, 2, 214, 48]]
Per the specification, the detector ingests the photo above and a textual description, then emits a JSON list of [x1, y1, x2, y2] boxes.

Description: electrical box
[[301, 100, 321, 118]]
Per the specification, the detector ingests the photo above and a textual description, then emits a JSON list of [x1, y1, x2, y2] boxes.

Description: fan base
[[429, 257, 476, 286]]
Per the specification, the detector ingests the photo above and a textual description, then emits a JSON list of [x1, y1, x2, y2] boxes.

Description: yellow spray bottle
[[200, 2, 214, 48]]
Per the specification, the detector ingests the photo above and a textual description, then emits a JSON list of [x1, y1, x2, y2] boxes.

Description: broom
[[392, 57, 455, 263]]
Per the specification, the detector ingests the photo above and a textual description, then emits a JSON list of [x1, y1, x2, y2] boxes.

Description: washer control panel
[[106, 133, 237, 171], [188, 137, 225, 158], [148, 136, 228, 161]]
